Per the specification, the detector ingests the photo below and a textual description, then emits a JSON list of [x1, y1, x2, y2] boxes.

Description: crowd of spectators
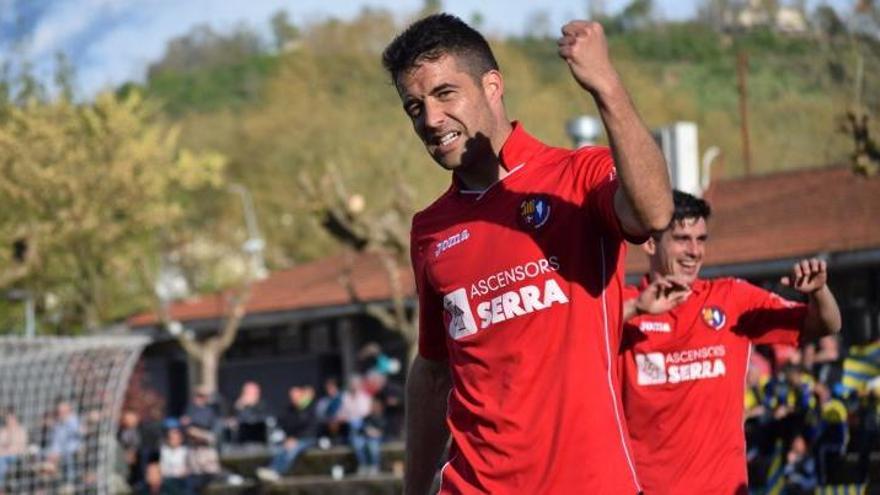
[[117, 343, 404, 493], [745, 336, 880, 493]]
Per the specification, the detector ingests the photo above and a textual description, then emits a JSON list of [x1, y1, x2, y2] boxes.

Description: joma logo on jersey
[[639, 321, 671, 333], [435, 229, 470, 257]]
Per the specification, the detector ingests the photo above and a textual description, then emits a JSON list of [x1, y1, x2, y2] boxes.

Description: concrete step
[[220, 441, 404, 478], [206, 473, 402, 495]]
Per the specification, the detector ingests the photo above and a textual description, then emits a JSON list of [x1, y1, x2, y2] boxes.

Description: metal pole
[[228, 183, 267, 279], [25, 293, 35, 338], [737, 51, 752, 177]]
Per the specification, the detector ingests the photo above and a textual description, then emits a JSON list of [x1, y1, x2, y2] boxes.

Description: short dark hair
[[671, 190, 711, 224], [382, 13, 499, 87]]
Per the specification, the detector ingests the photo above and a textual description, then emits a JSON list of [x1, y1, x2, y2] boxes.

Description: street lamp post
[[229, 183, 268, 280]]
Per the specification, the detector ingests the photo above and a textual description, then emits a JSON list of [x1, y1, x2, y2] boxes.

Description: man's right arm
[[405, 355, 452, 495]]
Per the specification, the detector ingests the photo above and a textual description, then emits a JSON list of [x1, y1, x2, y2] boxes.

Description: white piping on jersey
[[740, 344, 753, 462], [457, 162, 526, 201], [599, 237, 643, 492], [437, 387, 455, 494]]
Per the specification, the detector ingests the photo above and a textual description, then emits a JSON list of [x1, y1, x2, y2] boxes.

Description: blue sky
[[0, 0, 854, 96]]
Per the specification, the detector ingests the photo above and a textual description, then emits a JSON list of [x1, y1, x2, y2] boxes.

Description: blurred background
[[0, 0, 878, 493]]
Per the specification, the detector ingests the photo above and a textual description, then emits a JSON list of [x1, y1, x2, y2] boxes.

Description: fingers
[[784, 258, 828, 291], [557, 20, 604, 59]]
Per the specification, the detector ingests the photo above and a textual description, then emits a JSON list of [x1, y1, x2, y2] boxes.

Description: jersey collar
[[499, 121, 544, 170], [453, 121, 543, 196]]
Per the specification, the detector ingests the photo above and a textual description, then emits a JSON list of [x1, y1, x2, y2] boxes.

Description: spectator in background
[[159, 427, 189, 493], [315, 378, 343, 445], [353, 397, 386, 476], [813, 383, 849, 485], [765, 364, 814, 449], [744, 364, 770, 458], [256, 386, 318, 483], [118, 410, 143, 489], [232, 381, 270, 445], [804, 335, 841, 386], [181, 386, 220, 437], [782, 435, 817, 494], [0, 408, 27, 487], [854, 386, 879, 483], [185, 425, 220, 494], [45, 400, 82, 484], [366, 371, 404, 440], [338, 375, 372, 474], [138, 461, 185, 495]]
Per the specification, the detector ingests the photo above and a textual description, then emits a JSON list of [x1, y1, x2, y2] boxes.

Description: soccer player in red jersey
[[619, 190, 842, 494], [382, 13, 674, 494]]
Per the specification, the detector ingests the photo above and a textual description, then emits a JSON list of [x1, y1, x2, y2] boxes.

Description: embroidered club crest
[[701, 306, 727, 330], [518, 196, 551, 230]]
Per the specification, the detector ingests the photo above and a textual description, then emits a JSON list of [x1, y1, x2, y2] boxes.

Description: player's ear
[[642, 237, 656, 256], [482, 70, 504, 103]]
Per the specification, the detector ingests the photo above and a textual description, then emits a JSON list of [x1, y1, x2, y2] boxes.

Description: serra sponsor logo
[[636, 345, 727, 386], [441, 256, 570, 340], [475, 279, 569, 330]]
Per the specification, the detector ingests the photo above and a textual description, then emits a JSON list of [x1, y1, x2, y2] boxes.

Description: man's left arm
[[781, 258, 842, 343], [558, 21, 672, 238]]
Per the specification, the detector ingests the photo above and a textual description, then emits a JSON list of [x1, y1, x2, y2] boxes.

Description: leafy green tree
[[0, 86, 225, 332]]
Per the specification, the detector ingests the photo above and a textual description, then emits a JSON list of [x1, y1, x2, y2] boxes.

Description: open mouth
[[679, 260, 699, 272]]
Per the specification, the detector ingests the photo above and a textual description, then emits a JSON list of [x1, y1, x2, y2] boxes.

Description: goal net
[[0, 336, 147, 494]]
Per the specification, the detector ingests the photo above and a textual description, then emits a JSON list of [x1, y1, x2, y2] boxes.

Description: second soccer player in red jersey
[[619, 190, 842, 494], [382, 13, 674, 495]]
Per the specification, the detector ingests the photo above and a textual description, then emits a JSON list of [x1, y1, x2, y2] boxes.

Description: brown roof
[[132, 165, 879, 326], [128, 252, 415, 327], [625, 165, 880, 273]]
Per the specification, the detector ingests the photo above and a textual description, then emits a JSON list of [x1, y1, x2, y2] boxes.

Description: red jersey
[[619, 277, 807, 494], [410, 123, 642, 494]]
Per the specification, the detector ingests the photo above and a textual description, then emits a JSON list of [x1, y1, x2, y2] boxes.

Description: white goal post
[[0, 336, 147, 494]]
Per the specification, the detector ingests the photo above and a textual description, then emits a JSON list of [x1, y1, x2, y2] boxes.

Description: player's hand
[[635, 275, 692, 315], [557, 20, 620, 95], [780, 258, 828, 294]]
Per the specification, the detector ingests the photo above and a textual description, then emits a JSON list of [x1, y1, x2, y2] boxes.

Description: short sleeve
[[410, 232, 448, 362], [732, 280, 807, 346], [578, 147, 649, 244]]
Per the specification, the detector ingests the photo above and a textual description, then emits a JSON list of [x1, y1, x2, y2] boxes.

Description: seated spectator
[[118, 410, 143, 488], [0, 407, 27, 486], [137, 461, 186, 495], [352, 397, 386, 476], [44, 400, 82, 484], [256, 385, 318, 483], [782, 435, 817, 494], [232, 382, 269, 445], [339, 375, 371, 431], [181, 386, 220, 435], [369, 372, 404, 440], [315, 378, 343, 445], [185, 426, 220, 493], [159, 427, 189, 493]]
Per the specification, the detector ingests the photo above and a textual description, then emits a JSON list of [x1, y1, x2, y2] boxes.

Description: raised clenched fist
[[557, 20, 620, 96]]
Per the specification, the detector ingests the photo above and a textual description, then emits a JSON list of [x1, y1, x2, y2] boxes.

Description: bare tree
[[298, 164, 419, 361], [140, 255, 254, 395]]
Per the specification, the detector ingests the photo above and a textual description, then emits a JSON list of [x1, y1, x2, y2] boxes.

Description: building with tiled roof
[[131, 164, 880, 414]]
